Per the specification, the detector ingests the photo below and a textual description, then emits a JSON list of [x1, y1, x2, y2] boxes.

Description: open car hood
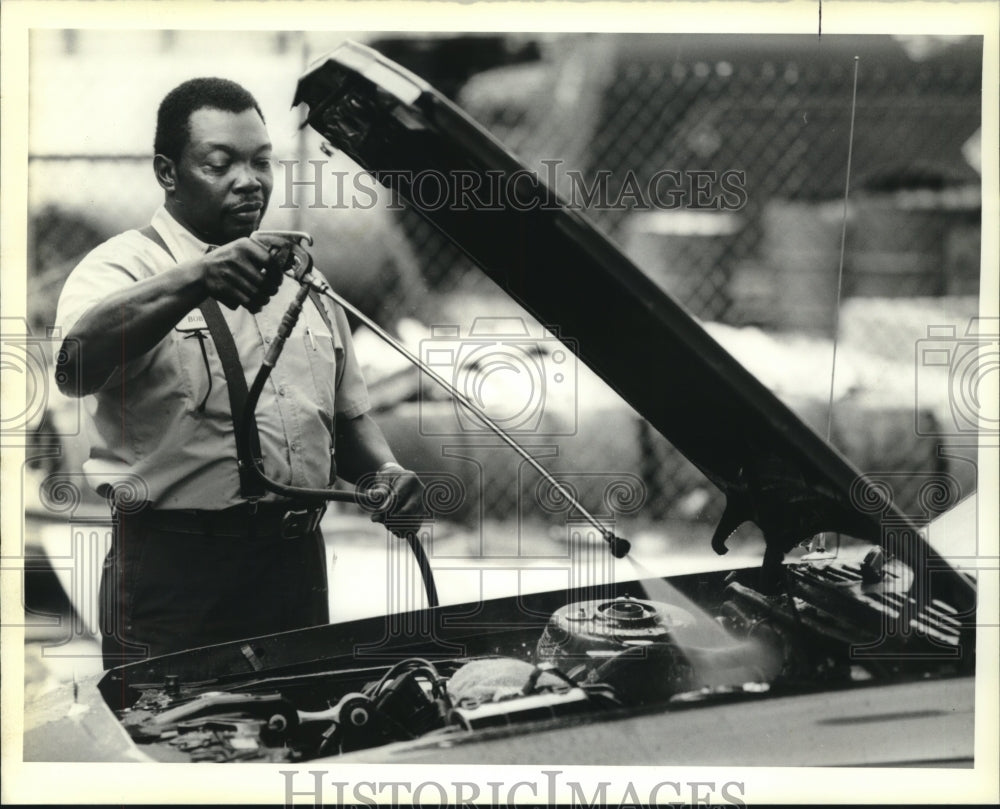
[[293, 42, 973, 612], [24, 42, 977, 769]]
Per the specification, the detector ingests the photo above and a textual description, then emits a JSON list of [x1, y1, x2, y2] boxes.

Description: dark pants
[[99, 509, 329, 669]]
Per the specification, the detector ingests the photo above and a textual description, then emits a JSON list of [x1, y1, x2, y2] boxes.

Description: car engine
[[110, 545, 969, 763]]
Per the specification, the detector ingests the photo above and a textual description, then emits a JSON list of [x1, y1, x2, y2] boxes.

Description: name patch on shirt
[[175, 310, 208, 332]]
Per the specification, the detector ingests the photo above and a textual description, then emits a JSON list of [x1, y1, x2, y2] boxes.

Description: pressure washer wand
[[295, 270, 631, 560]]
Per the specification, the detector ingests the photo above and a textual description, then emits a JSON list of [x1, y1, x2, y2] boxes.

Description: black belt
[[125, 502, 327, 540]]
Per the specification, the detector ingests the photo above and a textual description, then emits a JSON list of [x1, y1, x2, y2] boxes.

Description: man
[[55, 77, 424, 668]]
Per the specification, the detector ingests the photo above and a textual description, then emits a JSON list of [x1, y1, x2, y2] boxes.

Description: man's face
[[169, 107, 273, 245]]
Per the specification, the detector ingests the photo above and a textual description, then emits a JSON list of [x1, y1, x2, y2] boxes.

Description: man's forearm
[[334, 413, 398, 483], [58, 262, 207, 396]]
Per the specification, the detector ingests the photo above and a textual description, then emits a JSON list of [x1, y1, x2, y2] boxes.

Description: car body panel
[[25, 665, 973, 767], [336, 675, 974, 767], [23, 677, 148, 763]]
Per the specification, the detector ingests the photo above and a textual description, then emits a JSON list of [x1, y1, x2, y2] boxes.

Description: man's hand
[[370, 462, 426, 535], [58, 234, 300, 396], [200, 236, 284, 313]]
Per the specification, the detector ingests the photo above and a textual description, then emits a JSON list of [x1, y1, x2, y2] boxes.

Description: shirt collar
[[150, 206, 214, 261]]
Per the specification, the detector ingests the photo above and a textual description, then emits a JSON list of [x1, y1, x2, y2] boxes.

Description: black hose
[[240, 360, 335, 503], [238, 279, 441, 611], [404, 531, 440, 609]]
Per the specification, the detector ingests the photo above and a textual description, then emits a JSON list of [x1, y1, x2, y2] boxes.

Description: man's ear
[[153, 155, 177, 194]]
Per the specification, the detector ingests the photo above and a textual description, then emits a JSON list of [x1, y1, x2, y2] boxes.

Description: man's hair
[[154, 77, 265, 161]]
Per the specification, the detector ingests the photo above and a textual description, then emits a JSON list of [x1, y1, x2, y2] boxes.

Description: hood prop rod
[[298, 272, 631, 560]]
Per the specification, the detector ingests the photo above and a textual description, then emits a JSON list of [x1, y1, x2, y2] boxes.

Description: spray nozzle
[[251, 231, 315, 282], [607, 534, 631, 559]]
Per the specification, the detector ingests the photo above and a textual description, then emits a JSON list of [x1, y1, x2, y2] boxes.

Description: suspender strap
[[138, 225, 265, 499], [138, 224, 171, 256], [197, 298, 266, 498], [142, 226, 342, 386]]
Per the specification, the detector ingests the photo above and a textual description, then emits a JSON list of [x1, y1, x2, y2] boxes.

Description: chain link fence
[[28, 32, 983, 534]]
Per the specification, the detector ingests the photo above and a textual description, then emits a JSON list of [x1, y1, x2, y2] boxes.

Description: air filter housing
[[537, 596, 700, 702]]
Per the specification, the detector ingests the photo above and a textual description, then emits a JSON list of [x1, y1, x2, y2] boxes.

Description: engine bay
[[104, 544, 970, 763]]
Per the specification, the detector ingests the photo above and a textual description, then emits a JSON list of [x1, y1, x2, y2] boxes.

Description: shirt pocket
[[172, 315, 228, 417], [303, 328, 341, 425]]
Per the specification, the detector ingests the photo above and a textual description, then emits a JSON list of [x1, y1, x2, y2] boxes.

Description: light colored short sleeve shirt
[[54, 206, 370, 509]]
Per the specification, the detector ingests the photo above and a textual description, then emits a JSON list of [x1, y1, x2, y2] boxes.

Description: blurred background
[[21, 31, 983, 690]]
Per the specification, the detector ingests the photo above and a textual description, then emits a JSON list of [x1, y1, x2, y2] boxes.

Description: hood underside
[[292, 42, 973, 611]]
